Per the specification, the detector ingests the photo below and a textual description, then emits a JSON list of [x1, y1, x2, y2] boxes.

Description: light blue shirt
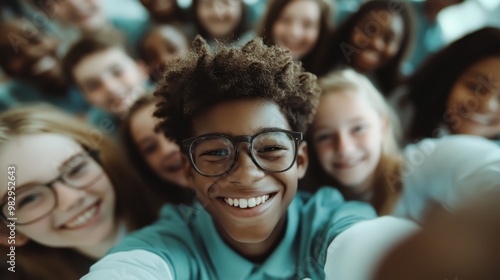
[[83, 188, 376, 279]]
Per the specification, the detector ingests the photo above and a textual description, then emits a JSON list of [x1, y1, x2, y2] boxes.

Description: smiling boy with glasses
[[83, 37, 379, 279]]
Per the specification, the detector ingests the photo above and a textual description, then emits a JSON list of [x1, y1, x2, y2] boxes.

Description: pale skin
[[196, 0, 243, 40], [312, 90, 386, 200], [72, 48, 148, 117], [271, 0, 321, 60], [0, 134, 119, 259]]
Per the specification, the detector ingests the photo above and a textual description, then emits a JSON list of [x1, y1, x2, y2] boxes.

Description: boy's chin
[[222, 222, 279, 244]]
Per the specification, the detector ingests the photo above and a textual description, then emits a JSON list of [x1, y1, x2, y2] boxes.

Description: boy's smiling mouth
[[223, 194, 271, 209], [214, 192, 279, 217]]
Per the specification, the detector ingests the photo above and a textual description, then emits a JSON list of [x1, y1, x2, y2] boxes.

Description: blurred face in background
[[130, 102, 189, 187], [140, 0, 177, 20], [349, 10, 404, 73], [312, 90, 385, 196], [54, 0, 107, 31], [196, 0, 243, 40], [271, 0, 321, 60], [446, 56, 500, 139], [72, 47, 148, 117], [0, 134, 117, 250], [141, 26, 189, 78], [0, 20, 67, 94]]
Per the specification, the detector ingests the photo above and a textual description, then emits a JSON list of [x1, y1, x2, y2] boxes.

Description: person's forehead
[[0, 134, 83, 189], [191, 99, 291, 136], [74, 48, 132, 75]]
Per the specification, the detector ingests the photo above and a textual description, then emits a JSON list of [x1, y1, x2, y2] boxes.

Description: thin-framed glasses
[[182, 129, 303, 177], [0, 150, 103, 225]]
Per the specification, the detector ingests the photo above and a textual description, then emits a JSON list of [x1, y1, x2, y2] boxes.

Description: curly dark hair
[[154, 36, 321, 146], [407, 27, 500, 141], [320, 0, 414, 94]]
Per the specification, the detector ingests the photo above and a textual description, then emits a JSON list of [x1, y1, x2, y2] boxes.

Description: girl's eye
[[352, 124, 367, 134], [314, 133, 331, 143], [142, 143, 158, 155], [111, 66, 124, 77]]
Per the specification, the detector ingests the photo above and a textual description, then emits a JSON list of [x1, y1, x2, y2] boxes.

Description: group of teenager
[[0, 0, 500, 279]]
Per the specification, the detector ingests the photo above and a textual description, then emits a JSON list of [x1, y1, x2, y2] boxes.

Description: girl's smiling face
[[312, 90, 385, 196], [0, 133, 117, 249], [130, 103, 188, 187], [349, 11, 404, 73], [445, 56, 500, 139], [196, 0, 243, 40], [271, 0, 321, 60]]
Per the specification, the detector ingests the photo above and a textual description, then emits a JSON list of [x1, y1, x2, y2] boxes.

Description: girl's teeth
[[65, 206, 97, 228], [224, 195, 270, 209]]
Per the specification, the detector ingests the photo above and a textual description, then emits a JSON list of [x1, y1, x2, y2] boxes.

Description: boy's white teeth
[[224, 195, 270, 209], [64, 206, 98, 229]]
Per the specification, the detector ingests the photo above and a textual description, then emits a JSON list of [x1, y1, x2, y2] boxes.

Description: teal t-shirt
[[86, 188, 376, 280]]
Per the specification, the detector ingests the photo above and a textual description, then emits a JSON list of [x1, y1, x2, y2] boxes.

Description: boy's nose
[[226, 149, 265, 184]]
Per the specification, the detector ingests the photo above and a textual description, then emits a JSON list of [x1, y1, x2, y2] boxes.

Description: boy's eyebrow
[[254, 127, 289, 134]]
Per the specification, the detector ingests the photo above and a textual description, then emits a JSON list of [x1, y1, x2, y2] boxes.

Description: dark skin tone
[[0, 19, 68, 96], [375, 195, 500, 280]]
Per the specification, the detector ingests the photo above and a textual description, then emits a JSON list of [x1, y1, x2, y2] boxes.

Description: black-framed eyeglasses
[[182, 129, 303, 177], [1, 150, 103, 225]]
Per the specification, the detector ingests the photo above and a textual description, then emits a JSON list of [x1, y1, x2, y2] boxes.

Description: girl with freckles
[[305, 69, 500, 220], [0, 105, 160, 279]]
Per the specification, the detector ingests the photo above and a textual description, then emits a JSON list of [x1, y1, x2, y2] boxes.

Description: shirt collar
[[197, 196, 301, 279]]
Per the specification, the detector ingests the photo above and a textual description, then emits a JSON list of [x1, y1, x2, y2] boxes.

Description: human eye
[[141, 143, 158, 155], [351, 122, 370, 135], [110, 65, 124, 77], [255, 132, 292, 158], [66, 161, 89, 178], [82, 79, 101, 92], [314, 132, 331, 143], [17, 189, 46, 209], [200, 149, 230, 157]]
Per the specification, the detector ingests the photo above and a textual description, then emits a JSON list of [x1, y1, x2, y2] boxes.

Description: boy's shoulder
[[104, 191, 376, 279]]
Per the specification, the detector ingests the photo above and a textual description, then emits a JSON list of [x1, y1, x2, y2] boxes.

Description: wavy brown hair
[[121, 94, 194, 205], [153, 36, 321, 146]]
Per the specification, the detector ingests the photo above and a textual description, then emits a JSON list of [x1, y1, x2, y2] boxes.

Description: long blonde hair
[[310, 69, 403, 214], [0, 104, 160, 279]]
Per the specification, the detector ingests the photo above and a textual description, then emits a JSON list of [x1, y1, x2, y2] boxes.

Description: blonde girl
[[306, 69, 500, 218], [0, 105, 160, 279]]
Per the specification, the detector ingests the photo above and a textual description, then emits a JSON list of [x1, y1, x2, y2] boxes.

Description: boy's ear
[[0, 225, 29, 247], [182, 154, 196, 190], [296, 141, 309, 179]]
